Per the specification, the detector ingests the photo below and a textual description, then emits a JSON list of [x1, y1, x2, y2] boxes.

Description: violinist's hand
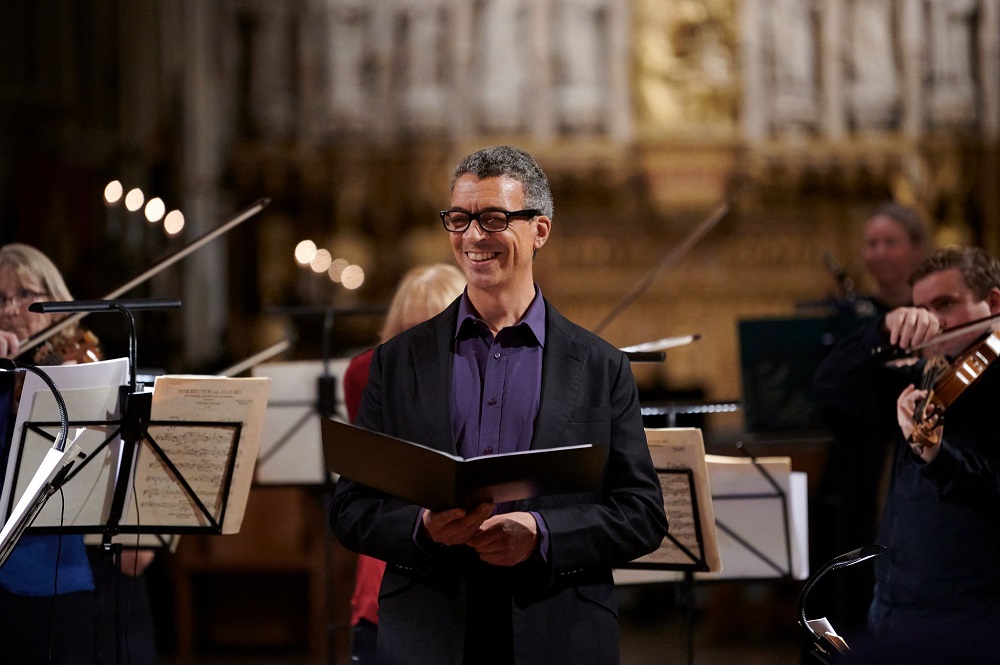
[[420, 502, 495, 546], [117, 549, 156, 577], [0, 330, 20, 359], [883, 307, 942, 351], [466, 511, 539, 567], [897, 384, 942, 462]]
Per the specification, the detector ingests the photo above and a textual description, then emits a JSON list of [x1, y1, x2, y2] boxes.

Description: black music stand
[[7, 298, 255, 665], [618, 428, 720, 665]]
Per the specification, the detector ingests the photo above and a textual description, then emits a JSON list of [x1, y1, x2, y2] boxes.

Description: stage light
[[310, 248, 332, 273], [341, 264, 365, 290], [144, 197, 165, 222], [327, 258, 349, 282], [163, 210, 185, 235], [104, 180, 123, 204], [124, 188, 145, 212], [294, 240, 317, 265]]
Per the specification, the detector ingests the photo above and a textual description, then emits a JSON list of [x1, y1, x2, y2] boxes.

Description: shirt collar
[[455, 284, 546, 346]]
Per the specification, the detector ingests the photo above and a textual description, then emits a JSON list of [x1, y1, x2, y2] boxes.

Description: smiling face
[[912, 267, 1000, 358], [448, 174, 550, 308]]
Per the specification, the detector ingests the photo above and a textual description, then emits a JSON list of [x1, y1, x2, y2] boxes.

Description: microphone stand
[[798, 544, 886, 663], [30, 297, 181, 665]]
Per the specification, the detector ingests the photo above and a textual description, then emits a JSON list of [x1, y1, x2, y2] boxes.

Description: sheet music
[[0, 358, 129, 526], [616, 450, 809, 584], [127, 375, 270, 533], [629, 428, 721, 571]]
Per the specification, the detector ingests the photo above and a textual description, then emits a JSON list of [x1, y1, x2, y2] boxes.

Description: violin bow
[[592, 202, 728, 336], [911, 311, 1000, 352], [15, 197, 270, 358]]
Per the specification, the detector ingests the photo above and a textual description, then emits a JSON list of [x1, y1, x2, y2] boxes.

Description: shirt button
[[494, 352, 501, 359], [488, 398, 497, 406], [484, 447, 493, 454]]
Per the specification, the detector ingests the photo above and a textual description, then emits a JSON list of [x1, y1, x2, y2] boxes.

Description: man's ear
[[988, 287, 1000, 314], [534, 215, 551, 250]]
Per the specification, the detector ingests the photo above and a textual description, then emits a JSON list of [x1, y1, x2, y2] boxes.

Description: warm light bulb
[[327, 258, 350, 282], [144, 197, 165, 222], [310, 248, 332, 273], [104, 180, 123, 204], [294, 240, 317, 265], [164, 210, 185, 235], [341, 264, 365, 290], [124, 188, 145, 211]]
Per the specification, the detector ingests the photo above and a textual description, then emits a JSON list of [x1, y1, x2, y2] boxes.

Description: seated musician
[[814, 246, 1000, 660], [0, 242, 156, 665]]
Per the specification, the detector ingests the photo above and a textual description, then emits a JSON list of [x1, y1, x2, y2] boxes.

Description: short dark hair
[[867, 201, 929, 249], [450, 146, 554, 219], [909, 246, 1000, 299]]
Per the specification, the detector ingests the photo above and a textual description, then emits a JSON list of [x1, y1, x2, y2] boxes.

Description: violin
[[31, 325, 103, 365], [910, 330, 1000, 450]]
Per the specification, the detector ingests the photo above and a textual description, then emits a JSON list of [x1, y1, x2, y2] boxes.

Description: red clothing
[[342, 348, 384, 627]]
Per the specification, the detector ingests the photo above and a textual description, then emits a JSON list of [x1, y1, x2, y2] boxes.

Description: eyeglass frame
[[439, 208, 542, 233], [0, 289, 49, 310]]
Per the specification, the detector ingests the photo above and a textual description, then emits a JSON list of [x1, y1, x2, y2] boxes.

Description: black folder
[[321, 419, 608, 511]]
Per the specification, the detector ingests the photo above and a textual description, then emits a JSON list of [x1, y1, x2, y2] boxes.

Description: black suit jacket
[[331, 298, 668, 665]]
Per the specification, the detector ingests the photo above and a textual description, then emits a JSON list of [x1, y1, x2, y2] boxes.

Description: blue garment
[[0, 535, 94, 596], [0, 371, 94, 596]]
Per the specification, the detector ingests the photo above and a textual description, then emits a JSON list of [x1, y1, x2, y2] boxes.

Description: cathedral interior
[[1, 1, 998, 663]]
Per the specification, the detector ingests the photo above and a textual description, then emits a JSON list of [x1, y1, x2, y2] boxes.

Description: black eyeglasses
[[440, 209, 541, 233]]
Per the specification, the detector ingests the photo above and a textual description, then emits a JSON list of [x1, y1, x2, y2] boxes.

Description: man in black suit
[[331, 146, 668, 665]]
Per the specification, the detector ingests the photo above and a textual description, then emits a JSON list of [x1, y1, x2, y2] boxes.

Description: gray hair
[[450, 146, 554, 219]]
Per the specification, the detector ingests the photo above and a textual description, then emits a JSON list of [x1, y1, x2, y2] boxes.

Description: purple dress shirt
[[449, 285, 550, 556]]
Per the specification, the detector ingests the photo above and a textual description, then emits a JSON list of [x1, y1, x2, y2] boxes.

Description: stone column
[[980, 0, 1000, 139], [181, 0, 231, 367], [898, 0, 923, 138], [740, 0, 768, 140], [820, 0, 845, 139]]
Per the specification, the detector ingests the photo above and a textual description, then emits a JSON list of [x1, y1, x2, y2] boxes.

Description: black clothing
[[814, 317, 1000, 631]]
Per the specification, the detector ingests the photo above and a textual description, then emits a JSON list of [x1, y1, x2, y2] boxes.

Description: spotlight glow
[[104, 180, 123, 204], [327, 258, 350, 282], [294, 240, 317, 265], [310, 248, 332, 272], [341, 264, 365, 290], [164, 210, 185, 235], [144, 197, 165, 222], [124, 188, 145, 212]]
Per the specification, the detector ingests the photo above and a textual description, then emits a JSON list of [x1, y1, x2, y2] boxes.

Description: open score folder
[[321, 419, 609, 511]]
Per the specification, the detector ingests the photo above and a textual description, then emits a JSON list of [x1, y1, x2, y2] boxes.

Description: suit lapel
[[532, 302, 587, 451], [413, 302, 458, 454]]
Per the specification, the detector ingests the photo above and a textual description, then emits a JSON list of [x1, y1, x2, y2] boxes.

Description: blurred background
[[1, 0, 998, 662]]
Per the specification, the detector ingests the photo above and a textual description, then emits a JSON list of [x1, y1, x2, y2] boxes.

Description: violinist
[[0, 243, 156, 665], [814, 246, 1000, 656]]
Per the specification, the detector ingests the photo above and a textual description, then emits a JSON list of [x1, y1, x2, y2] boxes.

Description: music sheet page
[[127, 375, 270, 533]]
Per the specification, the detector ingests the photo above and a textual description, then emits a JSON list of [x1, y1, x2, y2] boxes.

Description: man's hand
[[420, 503, 494, 546], [884, 307, 941, 351], [466, 511, 539, 567], [0, 330, 20, 358], [897, 383, 942, 463]]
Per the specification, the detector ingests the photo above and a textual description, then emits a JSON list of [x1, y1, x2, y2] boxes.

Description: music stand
[[3, 300, 269, 665]]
